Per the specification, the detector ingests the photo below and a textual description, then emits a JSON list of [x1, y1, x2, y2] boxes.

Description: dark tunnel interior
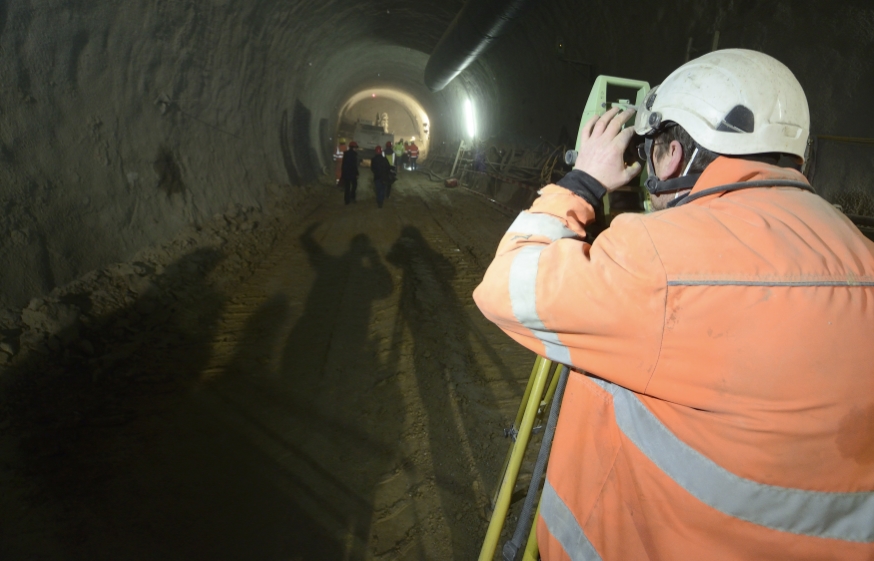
[[0, 0, 873, 306], [0, 0, 873, 558]]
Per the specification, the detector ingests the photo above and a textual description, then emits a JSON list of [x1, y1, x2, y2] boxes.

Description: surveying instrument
[[478, 76, 650, 561]]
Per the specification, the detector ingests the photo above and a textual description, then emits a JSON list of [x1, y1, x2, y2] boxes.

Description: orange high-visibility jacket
[[473, 157, 874, 560], [334, 142, 347, 181], [335, 142, 348, 159]]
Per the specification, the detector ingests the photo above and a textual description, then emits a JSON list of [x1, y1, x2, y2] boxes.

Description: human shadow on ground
[[251, 225, 400, 558], [149, 285, 390, 561], [0, 241, 401, 561], [386, 225, 500, 555], [280, 224, 391, 386]]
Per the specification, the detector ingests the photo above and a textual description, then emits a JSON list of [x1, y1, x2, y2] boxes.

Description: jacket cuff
[[556, 169, 607, 210]]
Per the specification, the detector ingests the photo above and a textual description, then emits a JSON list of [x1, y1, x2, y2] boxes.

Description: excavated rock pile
[[0, 182, 325, 373]]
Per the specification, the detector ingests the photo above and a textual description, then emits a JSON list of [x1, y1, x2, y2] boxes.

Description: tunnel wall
[[0, 0, 481, 309], [0, 0, 870, 309]]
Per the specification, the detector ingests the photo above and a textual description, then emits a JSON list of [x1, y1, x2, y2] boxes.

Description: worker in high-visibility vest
[[394, 138, 404, 166], [384, 141, 395, 167], [474, 49, 874, 560]]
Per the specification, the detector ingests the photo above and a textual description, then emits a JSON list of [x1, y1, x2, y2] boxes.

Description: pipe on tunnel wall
[[424, 0, 535, 92]]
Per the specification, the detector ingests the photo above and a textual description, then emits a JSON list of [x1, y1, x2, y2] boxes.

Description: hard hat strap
[[645, 173, 701, 197], [644, 135, 703, 197]]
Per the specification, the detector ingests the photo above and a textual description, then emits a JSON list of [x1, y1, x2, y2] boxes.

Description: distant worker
[[370, 145, 392, 209], [473, 140, 487, 172], [407, 140, 419, 171], [341, 141, 359, 205], [475, 49, 874, 560], [395, 138, 406, 172], [384, 141, 397, 199], [334, 137, 348, 184], [384, 141, 395, 167]]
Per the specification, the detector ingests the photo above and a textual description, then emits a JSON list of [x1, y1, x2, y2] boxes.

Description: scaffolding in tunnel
[[423, 134, 874, 241], [423, 139, 570, 213], [804, 134, 874, 240]]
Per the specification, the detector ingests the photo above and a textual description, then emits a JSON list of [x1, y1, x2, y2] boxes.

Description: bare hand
[[574, 107, 642, 191]]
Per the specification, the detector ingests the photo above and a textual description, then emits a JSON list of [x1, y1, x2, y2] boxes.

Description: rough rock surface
[[0, 0, 475, 308], [1, 0, 871, 310], [0, 176, 323, 368]]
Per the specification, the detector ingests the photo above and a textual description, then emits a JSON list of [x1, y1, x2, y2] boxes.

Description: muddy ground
[[0, 171, 539, 560]]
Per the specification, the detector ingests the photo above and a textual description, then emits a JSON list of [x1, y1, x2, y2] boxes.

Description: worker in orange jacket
[[407, 140, 420, 170], [474, 49, 874, 560], [334, 138, 347, 184]]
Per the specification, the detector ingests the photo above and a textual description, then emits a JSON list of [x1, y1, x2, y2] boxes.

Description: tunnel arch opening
[[338, 88, 432, 161]]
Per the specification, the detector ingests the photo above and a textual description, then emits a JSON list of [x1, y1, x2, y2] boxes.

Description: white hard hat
[[634, 49, 810, 161]]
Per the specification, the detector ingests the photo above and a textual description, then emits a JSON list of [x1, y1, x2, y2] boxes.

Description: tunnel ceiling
[[0, 0, 872, 309]]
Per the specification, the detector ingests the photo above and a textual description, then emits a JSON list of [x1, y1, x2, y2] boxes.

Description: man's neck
[[651, 188, 693, 211]]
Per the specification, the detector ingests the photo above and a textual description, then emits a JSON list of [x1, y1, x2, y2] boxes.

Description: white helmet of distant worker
[[634, 49, 810, 161]]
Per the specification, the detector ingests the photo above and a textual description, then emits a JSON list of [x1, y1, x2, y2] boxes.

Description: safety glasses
[[636, 143, 648, 162], [636, 139, 662, 162], [636, 125, 676, 162]]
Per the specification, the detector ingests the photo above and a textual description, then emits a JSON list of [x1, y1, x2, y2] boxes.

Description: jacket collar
[[687, 156, 809, 204]]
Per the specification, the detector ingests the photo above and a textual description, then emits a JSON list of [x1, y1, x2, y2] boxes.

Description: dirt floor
[[0, 171, 538, 560]]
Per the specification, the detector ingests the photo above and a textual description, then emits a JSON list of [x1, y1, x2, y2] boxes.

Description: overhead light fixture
[[464, 99, 477, 139]]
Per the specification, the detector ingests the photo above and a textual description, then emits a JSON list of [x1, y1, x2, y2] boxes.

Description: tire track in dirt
[[0, 173, 538, 560], [199, 174, 536, 559]]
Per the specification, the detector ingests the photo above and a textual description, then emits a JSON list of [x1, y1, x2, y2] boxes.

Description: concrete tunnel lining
[[309, 44, 496, 166], [339, 88, 433, 159]]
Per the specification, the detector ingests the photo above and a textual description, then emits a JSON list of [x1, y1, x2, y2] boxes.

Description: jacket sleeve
[[473, 184, 667, 394]]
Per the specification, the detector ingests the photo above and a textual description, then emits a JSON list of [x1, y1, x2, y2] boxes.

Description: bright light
[[464, 99, 477, 139], [371, 93, 376, 98]]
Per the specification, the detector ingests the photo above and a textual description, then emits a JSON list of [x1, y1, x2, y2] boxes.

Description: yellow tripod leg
[[522, 502, 542, 561], [490, 355, 542, 508], [516, 356, 542, 429], [539, 362, 563, 415], [479, 357, 553, 561]]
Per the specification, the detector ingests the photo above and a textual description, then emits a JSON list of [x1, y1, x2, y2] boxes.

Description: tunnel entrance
[[338, 89, 431, 162]]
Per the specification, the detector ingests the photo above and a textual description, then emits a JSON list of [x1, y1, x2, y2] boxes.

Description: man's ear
[[664, 140, 685, 178]]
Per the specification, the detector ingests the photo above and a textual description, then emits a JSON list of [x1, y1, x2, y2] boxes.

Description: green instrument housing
[[575, 75, 652, 219]]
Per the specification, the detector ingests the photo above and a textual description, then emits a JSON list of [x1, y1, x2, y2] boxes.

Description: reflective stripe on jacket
[[473, 157, 874, 560], [408, 144, 419, 158], [334, 143, 347, 161]]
